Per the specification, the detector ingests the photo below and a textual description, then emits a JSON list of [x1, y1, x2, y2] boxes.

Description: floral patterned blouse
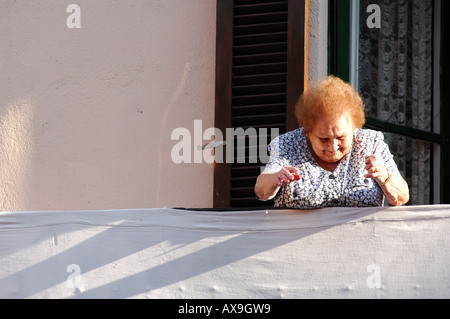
[[263, 128, 401, 209]]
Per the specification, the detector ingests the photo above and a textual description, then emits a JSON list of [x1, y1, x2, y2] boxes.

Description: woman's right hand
[[255, 167, 300, 201], [273, 167, 301, 186]]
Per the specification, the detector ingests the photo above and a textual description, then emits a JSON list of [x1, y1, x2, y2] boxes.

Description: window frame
[[440, 0, 450, 204]]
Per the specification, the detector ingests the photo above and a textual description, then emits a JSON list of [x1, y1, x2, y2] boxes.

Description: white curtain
[[358, 0, 434, 205]]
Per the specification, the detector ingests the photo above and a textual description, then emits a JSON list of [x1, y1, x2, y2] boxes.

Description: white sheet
[[1, 205, 450, 299]]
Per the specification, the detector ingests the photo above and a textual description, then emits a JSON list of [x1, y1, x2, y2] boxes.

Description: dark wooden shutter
[[214, 0, 307, 208]]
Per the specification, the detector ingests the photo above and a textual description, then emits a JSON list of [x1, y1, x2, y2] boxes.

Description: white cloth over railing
[[1, 205, 449, 299]]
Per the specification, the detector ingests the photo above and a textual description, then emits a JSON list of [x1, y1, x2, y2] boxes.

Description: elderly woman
[[255, 76, 410, 209]]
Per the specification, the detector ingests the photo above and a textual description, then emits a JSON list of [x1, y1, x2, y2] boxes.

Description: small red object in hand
[[292, 173, 301, 181]]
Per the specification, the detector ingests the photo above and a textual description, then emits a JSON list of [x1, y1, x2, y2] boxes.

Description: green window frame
[[328, 0, 450, 204]]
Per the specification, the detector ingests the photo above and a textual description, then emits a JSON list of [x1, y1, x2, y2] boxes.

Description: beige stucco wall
[[0, 0, 216, 211], [308, 0, 328, 83]]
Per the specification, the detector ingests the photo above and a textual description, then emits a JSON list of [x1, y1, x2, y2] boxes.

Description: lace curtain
[[358, 0, 434, 205]]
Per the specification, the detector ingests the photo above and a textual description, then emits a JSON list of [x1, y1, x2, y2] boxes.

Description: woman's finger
[[276, 167, 301, 185]]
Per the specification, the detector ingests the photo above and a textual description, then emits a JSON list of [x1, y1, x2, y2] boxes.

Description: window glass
[[358, 0, 434, 205], [382, 132, 432, 205]]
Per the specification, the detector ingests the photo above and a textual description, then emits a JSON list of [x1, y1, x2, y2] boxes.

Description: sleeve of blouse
[[263, 136, 288, 173], [373, 131, 401, 176]]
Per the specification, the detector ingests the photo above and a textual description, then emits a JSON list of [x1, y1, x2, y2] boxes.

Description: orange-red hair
[[296, 76, 366, 133]]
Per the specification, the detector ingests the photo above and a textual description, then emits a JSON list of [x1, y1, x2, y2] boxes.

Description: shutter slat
[[234, 42, 287, 56], [233, 52, 287, 67], [233, 93, 286, 107], [234, 32, 287, 46], [234, 12, 288, 26], [234, 2, 288, 16], [234, 72, 286, 84], [232, 114, 286, 126], [232, 166, 262, 177], [233, 83, 286, 96], [231, 176, 258, 188], [233, 73, 286, 86], [234, 22, 287, 36], [231, 187, 258, 198], [232, 103, 286, 116], [233, 62, 287, 75]]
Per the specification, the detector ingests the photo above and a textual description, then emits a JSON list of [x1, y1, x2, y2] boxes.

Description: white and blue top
[[263, 128, 401, 209]]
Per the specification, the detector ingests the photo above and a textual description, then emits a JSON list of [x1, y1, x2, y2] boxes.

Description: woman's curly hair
[[295, 76, 366, 133]]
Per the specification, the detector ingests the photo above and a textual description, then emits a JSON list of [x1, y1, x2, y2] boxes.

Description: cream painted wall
[[308, 0, 328, 83], [0, 0, 216, 211]]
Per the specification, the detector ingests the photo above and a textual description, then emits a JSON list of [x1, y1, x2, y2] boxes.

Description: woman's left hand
[[364, 154, 389, 184]]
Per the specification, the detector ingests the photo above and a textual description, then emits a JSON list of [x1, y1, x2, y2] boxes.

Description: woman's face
[[308, 114, 354, 164]]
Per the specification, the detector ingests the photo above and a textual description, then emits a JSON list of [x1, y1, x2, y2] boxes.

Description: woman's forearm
[[379, 173, 410, 206], [365, 155, 410, 206], [255, 173, 281, 201]]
